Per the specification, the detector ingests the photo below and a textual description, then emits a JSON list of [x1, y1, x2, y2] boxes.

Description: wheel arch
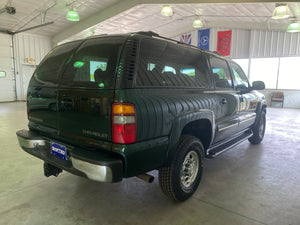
[[165, 110, 215, 165]]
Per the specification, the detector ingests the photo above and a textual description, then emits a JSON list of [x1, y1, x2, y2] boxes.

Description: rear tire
[[249, 110, 266, 144], [159, 135, 204, 201]]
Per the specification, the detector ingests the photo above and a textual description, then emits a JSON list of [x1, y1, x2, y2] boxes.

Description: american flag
[[180, 34, 192, 45]]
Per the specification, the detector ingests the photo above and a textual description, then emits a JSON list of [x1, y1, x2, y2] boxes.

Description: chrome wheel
[[180, 150, 199, 189]]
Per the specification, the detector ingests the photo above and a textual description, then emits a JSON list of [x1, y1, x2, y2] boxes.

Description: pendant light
[[272, 3, 291, 19], [161, 6, 173, 17]]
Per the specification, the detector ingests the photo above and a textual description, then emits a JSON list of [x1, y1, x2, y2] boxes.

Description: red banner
[[217, 30, 232, 56]]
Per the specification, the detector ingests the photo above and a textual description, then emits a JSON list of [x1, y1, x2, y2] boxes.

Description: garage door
[[0, 33, 15, 102]]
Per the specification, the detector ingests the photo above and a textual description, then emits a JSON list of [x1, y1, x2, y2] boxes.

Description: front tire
[[249, 110, 266, 144], [159, 135, 204, 201]]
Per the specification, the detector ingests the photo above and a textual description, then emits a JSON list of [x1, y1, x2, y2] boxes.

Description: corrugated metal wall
[[172, 28, 250, 59], [252, 30, 300, 58], [173, 28, 300, 59], [0, 33, 15, 102], [14, 33, 52, 100], [173, 28, 300, 108]]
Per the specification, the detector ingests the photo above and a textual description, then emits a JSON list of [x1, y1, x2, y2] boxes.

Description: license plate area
[[51, 141, 67, 160]]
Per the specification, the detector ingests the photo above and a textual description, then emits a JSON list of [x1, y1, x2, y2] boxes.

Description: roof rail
[[212, 51, 223, 56], [134, 31, 159, 37], [134, 31, 209, 53]]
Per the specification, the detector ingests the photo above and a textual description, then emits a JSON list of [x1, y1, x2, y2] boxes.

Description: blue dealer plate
[[50, 141, 67, 160]]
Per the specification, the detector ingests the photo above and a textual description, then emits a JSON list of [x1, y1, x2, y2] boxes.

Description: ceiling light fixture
[[272, 3, 291, 19], [193, 18, 203, 28], [287, 21, 300, 32], [161, 6, 173, 17], [66, 9, 80, 21]]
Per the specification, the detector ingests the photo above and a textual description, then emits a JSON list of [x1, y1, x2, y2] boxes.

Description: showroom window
[[277, 57, 300, 90], [250, 58, 279, 89], [0, 71, 6, 78]]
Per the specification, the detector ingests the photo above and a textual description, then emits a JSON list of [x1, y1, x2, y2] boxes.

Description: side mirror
[[252, 81, 265, 90]]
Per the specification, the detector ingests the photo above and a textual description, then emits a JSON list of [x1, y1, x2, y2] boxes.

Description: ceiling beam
[[52, 0, 298, 44], [52, 0, 137, 44]]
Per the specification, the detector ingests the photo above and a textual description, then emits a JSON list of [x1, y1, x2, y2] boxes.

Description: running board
[[207, 130, 253, 158]]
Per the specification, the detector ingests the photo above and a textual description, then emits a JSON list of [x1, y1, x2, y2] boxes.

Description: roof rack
[[134, 31, 159, 37], [212, 51, 223, 56], [133, 31, 210, 53]]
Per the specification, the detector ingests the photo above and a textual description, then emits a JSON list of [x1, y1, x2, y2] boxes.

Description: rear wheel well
[[181, 119, 212, 151]]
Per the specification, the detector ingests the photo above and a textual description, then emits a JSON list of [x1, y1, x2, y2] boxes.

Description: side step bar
[[207, 130, 253, 158]]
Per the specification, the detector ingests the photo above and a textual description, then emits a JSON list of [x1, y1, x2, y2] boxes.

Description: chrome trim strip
[[239, 116, 256, 124], [17, 136, 45, 148], [204, 90, 239, 94], [218, 123, 238, 132], [71, 157, 113, 182]]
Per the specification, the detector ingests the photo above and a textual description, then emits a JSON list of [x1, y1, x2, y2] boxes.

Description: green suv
[[16, 31, 266, 201]]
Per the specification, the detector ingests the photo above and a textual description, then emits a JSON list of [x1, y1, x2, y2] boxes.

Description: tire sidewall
[[249, 110, 266, 144], [171, 136, 204, 201]]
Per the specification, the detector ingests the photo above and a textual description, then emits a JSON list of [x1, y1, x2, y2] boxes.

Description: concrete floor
[[1, 102, 300, 225]]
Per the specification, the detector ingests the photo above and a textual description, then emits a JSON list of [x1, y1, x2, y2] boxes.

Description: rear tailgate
[[57, 88, 114, 148], [27, 41, 82, 135], [57, 37, 125, 147]]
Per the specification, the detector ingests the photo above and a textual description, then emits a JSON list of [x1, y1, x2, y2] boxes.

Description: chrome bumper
[[16, 129, 123, 183], [71, 157, 113, 182]]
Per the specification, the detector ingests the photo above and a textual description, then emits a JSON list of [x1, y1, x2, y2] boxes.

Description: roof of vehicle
[[57, 31, 230, 61]]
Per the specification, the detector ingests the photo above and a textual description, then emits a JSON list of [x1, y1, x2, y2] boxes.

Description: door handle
[[220, 98, 227, 105]]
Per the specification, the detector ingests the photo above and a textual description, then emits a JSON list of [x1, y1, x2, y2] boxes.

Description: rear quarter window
[[33, 41, 82, 84], [60, 37, 125, 89], [136, 38, 210, 88]]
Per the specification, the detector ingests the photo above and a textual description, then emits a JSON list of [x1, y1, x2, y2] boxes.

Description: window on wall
[[250, 58, 279, 89], [278, 57, 300, 90], [0, 71, 6, 78]]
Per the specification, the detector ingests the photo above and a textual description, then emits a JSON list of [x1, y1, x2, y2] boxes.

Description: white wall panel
[[0, 33, 15, 102], [260, 89, 300, 109], [252, 30, 300, 58], [14, 33, 52, 100]]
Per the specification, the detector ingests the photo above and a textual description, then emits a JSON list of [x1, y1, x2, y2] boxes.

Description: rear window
[[60, 37, 125, 89], [136, 38, 209, 88], [34, 41, 81, 84]]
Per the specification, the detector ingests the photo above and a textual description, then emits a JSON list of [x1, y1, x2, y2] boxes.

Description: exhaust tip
[[136, 173, 154, 183]]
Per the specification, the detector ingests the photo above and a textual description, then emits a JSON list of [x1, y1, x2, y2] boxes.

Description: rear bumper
[[16, 129, 123, 183]]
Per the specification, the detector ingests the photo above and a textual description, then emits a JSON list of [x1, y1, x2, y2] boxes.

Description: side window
[[136, 38, 209, 88], [210, 56, 233, 89], [231, 62, 249, 88]]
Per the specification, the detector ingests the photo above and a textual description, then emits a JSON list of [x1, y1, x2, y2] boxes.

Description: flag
[[217, 30, 232, 56], [198, 29, 210, 50], [180, 33, 192, 45]]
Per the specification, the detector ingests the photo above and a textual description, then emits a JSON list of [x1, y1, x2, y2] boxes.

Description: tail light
[[112, 103, 136, 144]]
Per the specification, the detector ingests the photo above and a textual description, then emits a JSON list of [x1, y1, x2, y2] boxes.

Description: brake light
[[112, 103, 136, 144]]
